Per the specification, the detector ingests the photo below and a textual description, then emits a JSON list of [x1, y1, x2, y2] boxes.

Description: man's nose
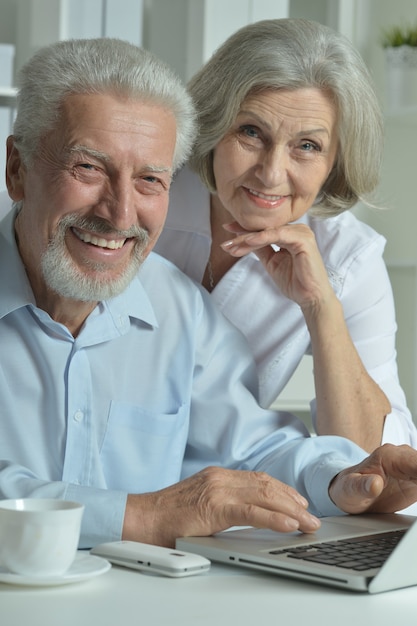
[[99, 180, 138, 231]]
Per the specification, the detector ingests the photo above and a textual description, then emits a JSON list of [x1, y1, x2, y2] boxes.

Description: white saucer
[[0, 552, 111, 587]]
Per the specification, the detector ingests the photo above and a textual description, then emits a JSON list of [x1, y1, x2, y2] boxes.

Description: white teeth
[[73, 229, 125, 250], [249, 189, 282, 201]]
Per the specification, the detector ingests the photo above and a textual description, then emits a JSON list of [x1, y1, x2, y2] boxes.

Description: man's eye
[[71, 162, 103, 181]]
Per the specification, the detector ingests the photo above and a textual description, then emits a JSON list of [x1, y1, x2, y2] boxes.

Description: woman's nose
[[255, 147, 286, 188]]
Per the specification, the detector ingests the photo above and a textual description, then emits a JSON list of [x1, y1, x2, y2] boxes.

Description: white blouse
[[155, 167, 417, 447]]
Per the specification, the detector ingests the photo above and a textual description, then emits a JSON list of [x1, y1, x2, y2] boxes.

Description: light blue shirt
[[0, 210, 367, 547]]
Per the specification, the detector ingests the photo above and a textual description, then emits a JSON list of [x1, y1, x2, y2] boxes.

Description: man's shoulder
[[144, 250, 199, 280], [138, 251, 229, 331], [141, 251, 208, 300]]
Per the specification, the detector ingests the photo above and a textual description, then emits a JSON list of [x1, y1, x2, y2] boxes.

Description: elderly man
[[1, 37, 417, 549]]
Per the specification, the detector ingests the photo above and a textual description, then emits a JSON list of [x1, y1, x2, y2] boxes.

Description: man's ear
[[6, 136, 26, 201]]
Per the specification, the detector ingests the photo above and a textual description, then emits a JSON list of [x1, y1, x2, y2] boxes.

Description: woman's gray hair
[[188, 18, 384, 216], [13, 37, 197, 172]]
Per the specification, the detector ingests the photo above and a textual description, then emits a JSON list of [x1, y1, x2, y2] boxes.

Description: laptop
[[176, 513, 417, 593]]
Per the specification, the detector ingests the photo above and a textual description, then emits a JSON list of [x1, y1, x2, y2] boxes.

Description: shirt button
[[74, 410, 84, 422]]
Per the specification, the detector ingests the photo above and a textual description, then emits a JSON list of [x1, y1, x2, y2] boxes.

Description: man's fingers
[[218, 470, 321, 533], [224, 502, 321, 535], [330, 472, 385, 513], [124, 467, 322, 547]]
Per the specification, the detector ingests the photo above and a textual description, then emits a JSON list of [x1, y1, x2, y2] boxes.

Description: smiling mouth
[[247, 188, 284, 201], [73, 228, 127, 250]]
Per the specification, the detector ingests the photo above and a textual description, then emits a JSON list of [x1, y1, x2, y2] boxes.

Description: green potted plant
[[380, 23, 417, 112], [381, 24, 417, 49]]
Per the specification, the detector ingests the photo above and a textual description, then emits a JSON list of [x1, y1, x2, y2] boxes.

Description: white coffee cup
[[0, 498, 84, 577]]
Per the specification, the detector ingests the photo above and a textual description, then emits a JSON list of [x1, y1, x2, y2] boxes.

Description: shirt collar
[[104, 264, 159, 329], [0, 209, 36, 318]]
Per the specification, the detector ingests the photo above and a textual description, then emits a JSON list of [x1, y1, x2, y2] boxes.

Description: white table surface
[[1, 554, 417, 626]]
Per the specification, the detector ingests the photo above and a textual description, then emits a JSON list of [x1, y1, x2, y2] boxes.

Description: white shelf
[[0, 87, 17, 107]]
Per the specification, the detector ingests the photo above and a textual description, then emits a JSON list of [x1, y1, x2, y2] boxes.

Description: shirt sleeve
[[0, 461, 127, 548]]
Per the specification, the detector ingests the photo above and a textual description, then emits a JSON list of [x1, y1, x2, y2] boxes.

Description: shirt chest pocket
[[100, 401, 189, 492]]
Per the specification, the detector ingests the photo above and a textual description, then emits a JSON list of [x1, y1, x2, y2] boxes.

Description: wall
[[143, 0, 290, 82], [0, 0, 16, 44]]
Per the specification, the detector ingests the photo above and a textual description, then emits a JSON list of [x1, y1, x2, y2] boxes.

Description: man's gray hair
[[13, 37, 197, 171]]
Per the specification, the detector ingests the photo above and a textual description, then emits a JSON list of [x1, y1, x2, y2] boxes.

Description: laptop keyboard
[[269, 529, 407, 571]]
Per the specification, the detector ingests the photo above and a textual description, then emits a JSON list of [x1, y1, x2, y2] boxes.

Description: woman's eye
[[300, 141, 320, 152], [240, 125, 260, 139]]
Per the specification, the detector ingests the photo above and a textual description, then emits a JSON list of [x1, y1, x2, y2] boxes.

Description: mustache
[[59, 214, 148, 241]]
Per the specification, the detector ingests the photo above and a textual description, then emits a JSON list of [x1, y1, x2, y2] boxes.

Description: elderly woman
[[154, 18, 417, 452]]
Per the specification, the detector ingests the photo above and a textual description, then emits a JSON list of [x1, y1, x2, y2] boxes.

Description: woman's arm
[[301, 285, 389, 451], [221, 222, 392, 452]]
